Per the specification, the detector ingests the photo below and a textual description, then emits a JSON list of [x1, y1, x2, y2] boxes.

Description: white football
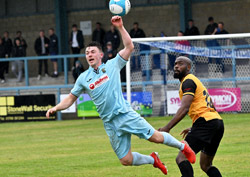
[[109, 0, 131, 16]]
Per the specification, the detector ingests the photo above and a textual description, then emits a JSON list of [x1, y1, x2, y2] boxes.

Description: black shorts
[[185, 117, 224, 156]]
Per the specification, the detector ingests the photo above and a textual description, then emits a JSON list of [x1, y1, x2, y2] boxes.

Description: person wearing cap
[[103, 41, 117, 64]]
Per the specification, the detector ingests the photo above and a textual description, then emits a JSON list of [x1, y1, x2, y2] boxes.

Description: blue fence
[[0, 54, 87, 86], [1, 47, 250, 119]]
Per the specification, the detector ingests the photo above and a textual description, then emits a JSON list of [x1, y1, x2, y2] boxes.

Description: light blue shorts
[[103, 110, 155, 159]]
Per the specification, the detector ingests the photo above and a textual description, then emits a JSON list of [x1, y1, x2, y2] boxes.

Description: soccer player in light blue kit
[[46, 16, 195, 175]]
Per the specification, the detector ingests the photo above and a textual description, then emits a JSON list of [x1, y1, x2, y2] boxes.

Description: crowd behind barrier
[[0, 16, 231, 85]]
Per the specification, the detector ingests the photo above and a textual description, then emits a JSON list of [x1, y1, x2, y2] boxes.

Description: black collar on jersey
[[89, 63, 105, 74], [93, 68, 99, 74]]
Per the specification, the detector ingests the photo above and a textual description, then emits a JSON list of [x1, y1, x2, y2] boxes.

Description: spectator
[[104, 24, 120, 51], [129, 22, 146, 38], [160, 31, 167, 37], [72, 60, 84, 82], [169, 31, 191, 70], [2, 31, 13, 74], [69, 24, 84, 68], [48, 28, 59, 77], [11, 39, 25, 82], [129, 22, 146, 70], [102, 41, 125, 82], [214, 22, 229, 34], [204, 16, 218, 35], [204, 18, 224, 72], [92, 22, 106, 49], [14, 31, 27, 56], [103, 41, 117, 63], [0, 37, 6, 83], [34, 30, 50, 80], [176, 31, 191, 47], [184, 19, 200, 36]]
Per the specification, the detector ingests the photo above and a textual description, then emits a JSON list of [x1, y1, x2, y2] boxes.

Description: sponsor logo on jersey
[[102, 68, 106, 73], [89, 74, 109, 90], [87, 78, 92, 82]]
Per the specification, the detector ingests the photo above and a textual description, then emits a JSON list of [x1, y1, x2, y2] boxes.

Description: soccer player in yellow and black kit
[[159, 56, 224, 177]]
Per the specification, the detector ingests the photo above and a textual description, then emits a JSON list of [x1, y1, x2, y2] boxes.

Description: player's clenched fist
[[111, 16, 123, 28], [46, 107, 57, 118]]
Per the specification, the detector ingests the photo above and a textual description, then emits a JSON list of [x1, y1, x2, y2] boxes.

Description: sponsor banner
[[167, 88, 242, 114], [76, 92, 153, 117], [77, 94, 99, 117], [139, 41, 250, 59], [208, 88, 241, 112], [123, 92, 153, 115], [167, 91, 181, 114], [0, 95, 56, 122], [60, 94, 76, 113]]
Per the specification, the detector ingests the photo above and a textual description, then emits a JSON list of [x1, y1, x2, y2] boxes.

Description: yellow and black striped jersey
[[179, 74, 222, 123]]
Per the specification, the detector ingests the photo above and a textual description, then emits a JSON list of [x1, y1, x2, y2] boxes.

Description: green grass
[[0, 114, 250, 177]]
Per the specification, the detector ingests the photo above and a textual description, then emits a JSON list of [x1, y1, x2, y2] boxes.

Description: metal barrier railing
[[0, 54, 86, 86], [1, 47, 250, 119]]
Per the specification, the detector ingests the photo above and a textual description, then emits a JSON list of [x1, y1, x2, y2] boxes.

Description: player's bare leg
[[119, 149, 133, 166], [200, 152, 222, 177], [119, 148, 167, 175]]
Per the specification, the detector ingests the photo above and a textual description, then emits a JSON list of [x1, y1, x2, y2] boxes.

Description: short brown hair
[[86, 41, 103, 52]]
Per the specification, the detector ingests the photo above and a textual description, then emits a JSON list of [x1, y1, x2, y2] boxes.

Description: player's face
[[85, 46, 103, 69], [174, 59, 188, 79]]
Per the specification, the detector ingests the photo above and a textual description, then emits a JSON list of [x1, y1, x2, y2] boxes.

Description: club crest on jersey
[[89, 74, 109, 90], [102, 68, 106, 73]]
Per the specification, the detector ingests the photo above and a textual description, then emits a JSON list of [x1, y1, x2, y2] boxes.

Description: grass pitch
[[0, 114, 250, 177]]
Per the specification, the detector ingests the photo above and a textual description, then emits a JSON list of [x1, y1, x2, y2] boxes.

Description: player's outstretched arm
[[46, 93, 77, 118], [111, 16, 134, 60], [159, 95, 194, 132]]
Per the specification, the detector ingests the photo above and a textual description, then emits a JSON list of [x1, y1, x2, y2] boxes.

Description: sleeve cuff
[[183, 92, 195, 96], [117, 53, 128, 63], [70, 92, 79, 98]]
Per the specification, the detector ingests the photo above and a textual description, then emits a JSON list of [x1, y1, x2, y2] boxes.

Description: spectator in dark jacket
[[69, 24, 84, 68], [2, 31, 12, 74], [34, 30, 50, 80], [103, 41, 117, 63], [129, 22, 146, 70], [49, 28, 59, 77], [185, 19, 200, 36], [0, 37, 6, 83], [92, 22, 106, 49], [104, 24, 120, 51], [72, 60, 84, 82], [214, 22, 229, 34], [204, 17, 224, 72], [14, 31, 27, 56], [204, 17, 218, 35], [129, 22, 146, 38], [12, 39, 25, 82]]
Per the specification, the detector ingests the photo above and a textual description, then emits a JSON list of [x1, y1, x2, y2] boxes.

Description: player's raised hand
[[180, 127, 191, 139], [111, 16, 123, 28], [46, 107, 57, 118]]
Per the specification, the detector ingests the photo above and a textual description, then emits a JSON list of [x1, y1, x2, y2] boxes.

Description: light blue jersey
[[72, 54, 156, 159], [71, 54, 133, 122]]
